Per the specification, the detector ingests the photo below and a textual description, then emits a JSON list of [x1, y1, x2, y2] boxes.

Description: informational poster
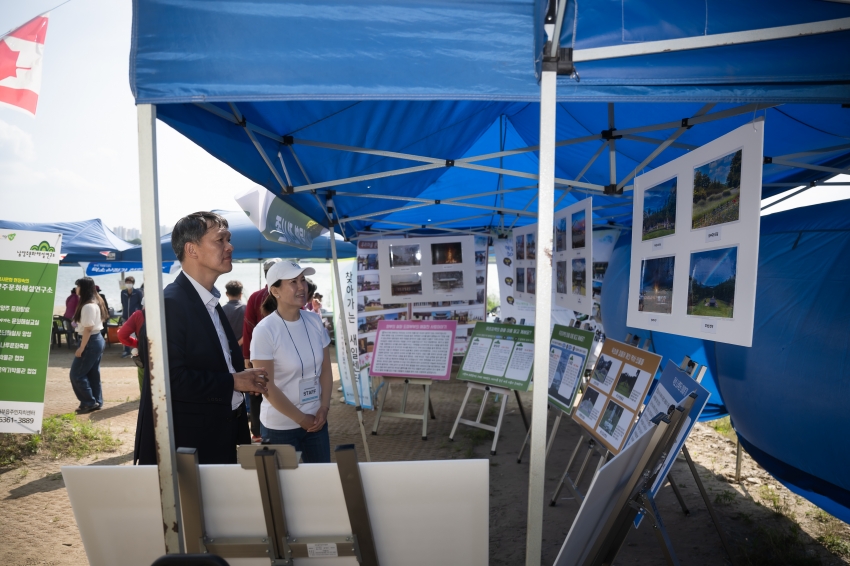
[[411, 236, 488, 356], [0, 229, 61, 433], [456, 322, 535, 391], [553, 198, 593, 315], [511, 224, 538, 304], [627, 120, 764, 347], [547, 324, 595, 415], [625, 360, 710, 527], [572, 339, 662, 454], [378, 235, 476, 303], [337, 258, 374, 410], [492, 237, 535, 324], [370, 320, 457, 380]]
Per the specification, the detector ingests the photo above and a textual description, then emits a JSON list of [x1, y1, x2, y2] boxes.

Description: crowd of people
[[80, 211, 336, 465]]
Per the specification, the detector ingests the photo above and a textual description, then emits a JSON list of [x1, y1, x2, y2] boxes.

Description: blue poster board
[[625, 360, 710, 527]]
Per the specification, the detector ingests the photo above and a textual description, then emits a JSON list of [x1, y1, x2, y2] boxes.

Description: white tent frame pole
[[775, 142, 850, 160], [526, 66, 556, 566], [137, 104, 184, 554], [621, 134, 698, 151], [765, 181, 849, 187], [760, 185, 817, 211], [327, 198, 372, 462], [353, 227, 490, 241], [770, 158, 850, 176], [573, 17, 850, 62]]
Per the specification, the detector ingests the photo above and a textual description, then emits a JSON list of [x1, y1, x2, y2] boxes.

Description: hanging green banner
[[456, 322, 535, 391], [236, 187, 325, 250], [0, 229, 61, 434]]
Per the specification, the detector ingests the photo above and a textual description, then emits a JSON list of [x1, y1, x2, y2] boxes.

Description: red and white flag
[[0, 13, 50, 115]]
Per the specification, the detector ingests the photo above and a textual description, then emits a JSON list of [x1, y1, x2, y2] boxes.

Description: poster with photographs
[[512, 224, 537, 304], [337, 258, 375, 410], [411, 236, 489, 356], [378, 235, 476, 304], [553, 198, 592, 315], [627, 120, 763, 347], [572, 338, 662, 455], [547, 325, 595, 415]]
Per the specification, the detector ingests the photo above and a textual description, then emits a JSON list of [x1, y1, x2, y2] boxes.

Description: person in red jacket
[[242, 258, 281, 441], [117, 303, 146, 392]]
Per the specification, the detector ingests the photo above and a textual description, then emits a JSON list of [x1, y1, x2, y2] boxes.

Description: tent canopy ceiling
[[0, 218, 132, 264], [118, 210, 356, 262]]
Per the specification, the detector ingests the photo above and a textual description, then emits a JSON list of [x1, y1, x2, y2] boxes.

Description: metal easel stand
[[175, 445, 380, 566], [448, 381, 510, 455], [371, 377, 435, 441], [517, 408, 562, 464]]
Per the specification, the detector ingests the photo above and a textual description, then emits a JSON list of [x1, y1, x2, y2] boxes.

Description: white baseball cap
[[266, 261, 316, 288]]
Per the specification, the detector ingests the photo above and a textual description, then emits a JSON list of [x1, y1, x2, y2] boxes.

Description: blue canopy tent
[[129, 0, 850, 557], [0, 218, 133, 264], [118, 209, 356, 262]]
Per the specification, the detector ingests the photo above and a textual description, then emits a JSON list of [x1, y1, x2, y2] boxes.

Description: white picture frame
[[554, 197, 593, 315], [627, 119, 764, 347]]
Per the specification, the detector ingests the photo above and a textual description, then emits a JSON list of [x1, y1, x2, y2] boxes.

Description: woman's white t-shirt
[[79, 302, 104, 332], [251, 310, 330, 430]]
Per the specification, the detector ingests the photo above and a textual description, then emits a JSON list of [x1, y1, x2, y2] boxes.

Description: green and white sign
[[547, 325, 595, 414], [236, 186, 325, 250], [0, 229, 61, 434], [456, 322, 535, 391]]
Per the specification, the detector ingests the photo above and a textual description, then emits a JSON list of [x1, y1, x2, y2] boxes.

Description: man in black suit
[[134, 211, 268, 465]]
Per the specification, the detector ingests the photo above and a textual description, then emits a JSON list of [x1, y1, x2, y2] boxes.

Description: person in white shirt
[[70, 277, 109, 414], [251, 261, 333, 463]]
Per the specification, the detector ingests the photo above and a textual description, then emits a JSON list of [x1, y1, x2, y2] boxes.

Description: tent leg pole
[[137, 103, 183, 554], [328, 214, 372, 462], [525, 67, 557, 566]]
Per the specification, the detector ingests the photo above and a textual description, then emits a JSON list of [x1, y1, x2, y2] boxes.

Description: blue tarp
[[0, 218, 133, 264], [130, 0, 850, 519], [119, 210, 356, 262]]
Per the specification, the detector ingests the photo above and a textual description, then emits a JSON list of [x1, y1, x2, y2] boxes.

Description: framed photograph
[[687, 247, 737, 319], [433, 271, 464, 292], [390, 273, 423, 297], [515, 267, 525, 293], [555, 217, 567, 252], [556, 260, 567, 294], [638, 256, 675, 314], [516, 234, 525, 260], [642, 177, 677, 241], [571, 209, 586, 249], [431, 242, 463, 265], [571, 258, 586, 295], [526, 233, 537, 260], [526, 267, 536, 295], [692, 149, 742, 230], [357, 274, 380, 292], [389, 244, 421, 267]]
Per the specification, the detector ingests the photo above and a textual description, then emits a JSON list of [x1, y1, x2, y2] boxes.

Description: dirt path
[[1, 344, 848, 565]]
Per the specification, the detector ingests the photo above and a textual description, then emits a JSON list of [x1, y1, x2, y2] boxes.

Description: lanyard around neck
[[276, 310, 318, 378]]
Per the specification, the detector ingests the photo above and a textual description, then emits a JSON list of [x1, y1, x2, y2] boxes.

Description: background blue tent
[[0, 218, 132, 264], [129, 0, 850, 521], [119, 210, 356, 262]]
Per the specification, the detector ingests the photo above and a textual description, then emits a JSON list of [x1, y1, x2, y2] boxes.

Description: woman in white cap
[[250, 261, 332, 462]]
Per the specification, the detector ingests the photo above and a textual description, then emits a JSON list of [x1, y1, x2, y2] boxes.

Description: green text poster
[[456, 322, 534, 391], [547, 325, 595, 414], [0, 229, 61, 433]]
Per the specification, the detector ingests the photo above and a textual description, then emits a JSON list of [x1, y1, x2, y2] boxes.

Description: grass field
[[614, 382, 632, 397], [688, 298, 734, 318], [642, 227, 675, 240], [692, 188, 740, 229]]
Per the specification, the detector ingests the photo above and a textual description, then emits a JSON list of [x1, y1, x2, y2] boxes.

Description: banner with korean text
[[0, 229, 61, 433]]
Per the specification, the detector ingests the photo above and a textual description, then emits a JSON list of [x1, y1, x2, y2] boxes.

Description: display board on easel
[[370, 320, 457, 380], [456, 322, 535, 392], [554, 198, 593, 315], [572, 339, 662, 455], [627, 120, 764, 347], [547, 324, 595, 414]]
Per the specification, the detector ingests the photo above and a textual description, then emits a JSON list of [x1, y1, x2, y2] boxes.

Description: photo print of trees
[[692, 149, 742, 229]]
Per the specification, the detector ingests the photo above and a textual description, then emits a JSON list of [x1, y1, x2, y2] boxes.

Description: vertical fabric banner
[[0, 229, 61, 433], [335, 258, 374, 410]]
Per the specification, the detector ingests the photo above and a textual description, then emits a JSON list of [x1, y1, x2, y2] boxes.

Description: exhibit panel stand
[[448, 381, 511, 455], [549, 334, 650, 506], [371, 377, 435, 441]]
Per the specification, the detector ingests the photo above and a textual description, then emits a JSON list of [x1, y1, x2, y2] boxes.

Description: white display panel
[[378, 235, 477, 304], [511, 224, 538, 304], [627, 119, 764, 347], [553, 198, 593, 315], [63, 460, 489, 566]]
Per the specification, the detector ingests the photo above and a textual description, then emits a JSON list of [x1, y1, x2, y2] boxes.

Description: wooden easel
[[371, 377, 435, 440], [448, 381, 512, 455]]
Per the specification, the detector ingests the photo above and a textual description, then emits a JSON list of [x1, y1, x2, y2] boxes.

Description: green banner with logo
[[456, 322, 535, 391], [0, 229, 61, 434]]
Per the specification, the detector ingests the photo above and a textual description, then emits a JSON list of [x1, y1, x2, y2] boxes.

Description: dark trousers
[[261, 422, 330, 464], [69, 334, 105, 408], [173, 402, 251, 465], [249, 394, 263, 437]]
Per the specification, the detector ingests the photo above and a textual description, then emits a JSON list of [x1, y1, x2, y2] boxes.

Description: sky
[[690, 247, 738, 287], [0, 0, 259, 233], [0, 0, 847, 237]]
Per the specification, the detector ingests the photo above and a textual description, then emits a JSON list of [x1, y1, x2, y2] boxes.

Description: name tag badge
[[300, 378, 320, 404]]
